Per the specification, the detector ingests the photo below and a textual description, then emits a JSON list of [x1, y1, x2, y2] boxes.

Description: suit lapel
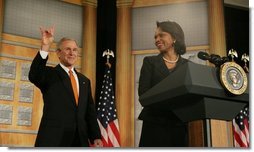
[[55, 65, 77, 108], [75, 70, 87, 107], [154, 54, 170, 77]]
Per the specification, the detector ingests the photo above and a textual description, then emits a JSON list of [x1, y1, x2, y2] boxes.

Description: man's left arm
[[85, 80, 102, 146]]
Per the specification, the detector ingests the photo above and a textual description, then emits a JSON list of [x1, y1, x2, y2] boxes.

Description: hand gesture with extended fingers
[[40, 26, 55, 51]]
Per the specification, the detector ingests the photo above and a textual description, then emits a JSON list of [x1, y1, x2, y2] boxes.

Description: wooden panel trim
[[0, 144, 33, 147], [132, 0, 204, 8], [62, 0, 98, 7], [130, 54, 135, 146], [2, 40, 43, 51], [132, 45, 210, 55], [0, 53, 81, 70], [117, 0, 133, 7], [2, 33, 82, 56], [0, 0, 4, 50], [62, 0, 83, 5], [2, 33, 55, 48], [188, 120, 205, 147], [0, 129, 37, 134], [227, 121, 234, 146], [210, 119, 233, 147], [0, 132, 36, 147], [82, 0, 98, 7]]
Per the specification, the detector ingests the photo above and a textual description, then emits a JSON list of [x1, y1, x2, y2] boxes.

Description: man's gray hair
[[56, 37, 79, 50]]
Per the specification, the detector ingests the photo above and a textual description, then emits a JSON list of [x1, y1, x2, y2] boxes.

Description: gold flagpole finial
[[241, 53, 249, 73], [228, 49, 238, 62], [102, 49, 114, 68]]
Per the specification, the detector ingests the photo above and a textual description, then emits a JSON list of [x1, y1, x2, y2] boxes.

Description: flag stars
[[96, 67, 120, 134], [233, 105, 249, 147]]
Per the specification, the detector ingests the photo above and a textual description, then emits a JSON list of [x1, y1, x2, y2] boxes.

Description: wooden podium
[[139, 62, 249, 147]]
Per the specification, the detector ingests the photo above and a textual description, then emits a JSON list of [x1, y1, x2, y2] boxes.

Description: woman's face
[[154, 28, 175, 53]]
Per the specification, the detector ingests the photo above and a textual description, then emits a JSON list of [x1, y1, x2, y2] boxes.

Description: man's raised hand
[[40, 26, 55, 51]]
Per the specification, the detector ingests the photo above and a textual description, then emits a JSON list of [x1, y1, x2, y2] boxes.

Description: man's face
[[154, 28, 175, 53], [57, 40, 78, 69]]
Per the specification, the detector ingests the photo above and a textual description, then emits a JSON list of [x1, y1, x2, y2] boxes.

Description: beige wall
[[0, 0, 243, 147]]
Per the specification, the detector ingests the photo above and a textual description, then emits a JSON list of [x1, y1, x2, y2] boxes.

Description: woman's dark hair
[[156, 21, 186, 55]]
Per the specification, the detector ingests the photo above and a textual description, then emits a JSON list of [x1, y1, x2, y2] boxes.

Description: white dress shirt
[[39, 50, 79, 95]]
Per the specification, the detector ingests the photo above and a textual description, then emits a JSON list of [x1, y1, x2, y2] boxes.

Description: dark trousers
[[139, 121, 188, 147], [70, 128, 81, 147], [59, 127, 82, 147], [35, 126, 84, 147]]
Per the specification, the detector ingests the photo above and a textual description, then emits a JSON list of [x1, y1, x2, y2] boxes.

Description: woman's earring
[[172, 40, 176, 47]]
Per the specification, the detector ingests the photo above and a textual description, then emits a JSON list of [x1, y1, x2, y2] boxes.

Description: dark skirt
[[139, 121, 189, 147]]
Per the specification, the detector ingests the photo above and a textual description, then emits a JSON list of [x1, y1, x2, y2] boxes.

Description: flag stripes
[[96, 65, 121, 147], [233, 106, 249, 147]]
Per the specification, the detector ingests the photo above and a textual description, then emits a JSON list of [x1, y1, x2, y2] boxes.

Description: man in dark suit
[[29, 26, 102, 147]]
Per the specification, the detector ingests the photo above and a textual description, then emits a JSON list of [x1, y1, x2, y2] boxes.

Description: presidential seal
[[220, 62, 248, 95]]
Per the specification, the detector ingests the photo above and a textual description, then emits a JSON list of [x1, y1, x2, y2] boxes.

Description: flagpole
[[97, 49, 121, 147]]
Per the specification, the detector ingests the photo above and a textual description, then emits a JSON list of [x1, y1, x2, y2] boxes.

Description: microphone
[[221, 56, 229, 63], [197, 51, 210, 61], [210, 54, 222, 67], [197, 51, 227, 67]]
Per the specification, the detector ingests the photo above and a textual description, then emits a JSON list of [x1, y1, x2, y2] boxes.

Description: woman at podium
[[138, 21, 189, 147]]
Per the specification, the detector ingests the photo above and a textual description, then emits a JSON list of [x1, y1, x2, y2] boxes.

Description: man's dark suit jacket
[[138, 53, 188, 124], [29, 52, 101, 147]]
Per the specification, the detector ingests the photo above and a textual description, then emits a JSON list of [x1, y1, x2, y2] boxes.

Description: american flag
[[233, 105, 249, 147], [96, 65, 121, 147]]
